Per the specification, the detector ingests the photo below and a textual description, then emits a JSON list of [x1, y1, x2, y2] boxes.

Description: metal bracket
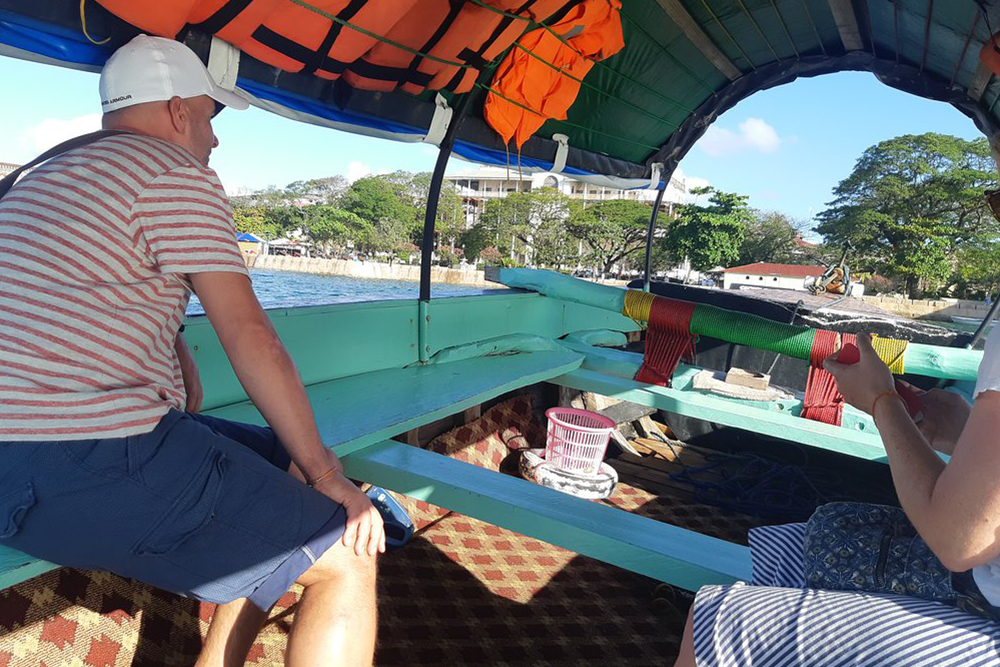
[[551, 133, 570, 173], [208, 36, 240, 90], [648, 162, 664, 190], [423, 94, 453, 146]]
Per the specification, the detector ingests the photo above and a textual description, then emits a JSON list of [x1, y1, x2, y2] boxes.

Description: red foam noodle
[[634, 297, 697, 387], [801, 329, 848, 425]]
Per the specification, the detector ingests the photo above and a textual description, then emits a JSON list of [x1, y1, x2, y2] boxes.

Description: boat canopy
[[1, 0, 999, 188]]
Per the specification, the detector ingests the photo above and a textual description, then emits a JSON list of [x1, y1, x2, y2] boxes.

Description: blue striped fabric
[[749, 523, 806, 588], [693, 524, 1000, 666]]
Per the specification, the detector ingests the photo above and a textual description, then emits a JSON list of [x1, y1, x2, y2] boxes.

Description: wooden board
[[553, 368, 889, 462], [343, 440, 752, 591], [207, 350, 584, 458]]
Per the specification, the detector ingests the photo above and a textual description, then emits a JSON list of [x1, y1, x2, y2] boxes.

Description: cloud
[[674, 167, 711, 204], [685, 176, 711, 190], [346, 161, 372, 183], [345, 161, 390, 183], [698, 117, 782, 157], [22, 114, 102, 155]]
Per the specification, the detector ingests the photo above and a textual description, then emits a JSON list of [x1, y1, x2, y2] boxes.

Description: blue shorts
[[0, 409, 347, 611]]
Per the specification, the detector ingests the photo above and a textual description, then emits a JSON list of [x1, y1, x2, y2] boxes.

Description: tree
[[479, 246, 502, 266], [406, 173, 464, 249], [302, 206, 368, 257], [955, 233, 1000, 298], [284, 176, 349, 204], [233, 204, 281, 239], [566, 199, 650, 275], [663, 187, 751, 272], [738, 210, 803, 265], [341, 175, 416, 230], [472, 188, 580, 267], [476, 191, 535, 261], [815, 133, 997, 298]]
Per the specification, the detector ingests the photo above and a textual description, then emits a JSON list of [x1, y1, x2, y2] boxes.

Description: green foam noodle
[[690, 303, 816, 361]]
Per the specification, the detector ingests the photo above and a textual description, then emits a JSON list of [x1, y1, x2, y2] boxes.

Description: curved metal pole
[[969, 292, 1000, 349], [419, 93, 476, 302], [642, 186, 666, 292]]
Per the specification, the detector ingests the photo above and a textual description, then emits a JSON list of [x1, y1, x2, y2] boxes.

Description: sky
[[0, 53, 986, 237]]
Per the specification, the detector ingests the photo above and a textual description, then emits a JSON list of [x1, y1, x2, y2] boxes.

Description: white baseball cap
[[99, 35, 249, 113]]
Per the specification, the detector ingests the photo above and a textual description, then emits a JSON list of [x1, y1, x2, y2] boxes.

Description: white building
[[445, 166, 688, 227], [0, 162, 19, 179], [723, 262, 825, 292]]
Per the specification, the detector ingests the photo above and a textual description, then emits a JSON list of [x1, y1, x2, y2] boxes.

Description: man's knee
[[296, 539, 377, 589]]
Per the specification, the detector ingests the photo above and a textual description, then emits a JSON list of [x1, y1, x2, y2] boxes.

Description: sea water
[[186, 268, 505, 315]]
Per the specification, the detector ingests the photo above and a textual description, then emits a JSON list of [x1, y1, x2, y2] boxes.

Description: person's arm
[[189, 271, 385, 556], [825, 334, 1000, 571], [175, 331, 203, 413], [899, 383, 972, 455]]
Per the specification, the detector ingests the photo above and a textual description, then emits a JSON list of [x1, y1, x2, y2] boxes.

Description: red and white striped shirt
[[0, 133, 248, 441]]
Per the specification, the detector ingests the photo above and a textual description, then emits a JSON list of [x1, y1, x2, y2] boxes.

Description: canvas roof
[[1, 0, 997, 187]]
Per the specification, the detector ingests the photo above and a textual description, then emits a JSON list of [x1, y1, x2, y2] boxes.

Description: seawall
[[248, 254, 490, 286], [247, 254, 639, 290], [860, 294, 995, 322]]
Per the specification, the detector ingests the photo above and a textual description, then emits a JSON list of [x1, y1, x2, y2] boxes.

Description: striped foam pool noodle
[[483, 268, 982, 382]]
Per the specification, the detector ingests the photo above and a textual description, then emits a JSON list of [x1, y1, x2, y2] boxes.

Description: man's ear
[[166, 96, 187, 134]]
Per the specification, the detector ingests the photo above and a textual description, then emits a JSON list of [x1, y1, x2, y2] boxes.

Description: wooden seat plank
[[206, 350, 584, 457], [554, 367, 889, 462], [342, 440, 752, 591]]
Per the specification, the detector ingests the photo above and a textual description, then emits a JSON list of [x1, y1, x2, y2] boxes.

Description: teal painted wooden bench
[[341, 440, 752, 591], [0, 349, 585, 591], [556, 340, 891, 462]]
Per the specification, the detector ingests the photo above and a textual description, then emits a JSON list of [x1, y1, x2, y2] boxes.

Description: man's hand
[[823, 333, 895, 414], [175, 333, 203, 413], [906, 385, 972, 455], [313, 473, 386, 557]]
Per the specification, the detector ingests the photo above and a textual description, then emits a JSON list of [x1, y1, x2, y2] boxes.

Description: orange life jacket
[[94, 0, 575, 95], [349, 0, 571, 94], [484, 0, 623, 149]]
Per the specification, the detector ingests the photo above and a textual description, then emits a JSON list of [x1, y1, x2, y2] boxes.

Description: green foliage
[[460, 222, 497, 262], [738, 210, 802, 265], [566, 199, 650, 273], [815, 133, 998, 298], [302, 206, 369, 256], [233, 204, 280, 239], [664, 187, 752, 272], [341, 175, 417, 231], [284, 176, 348, 204], [469, 188, 581, 268], [955, 234, 1000, 297]]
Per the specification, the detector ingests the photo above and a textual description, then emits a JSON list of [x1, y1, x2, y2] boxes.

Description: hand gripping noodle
[[801, 330, 854, 426]]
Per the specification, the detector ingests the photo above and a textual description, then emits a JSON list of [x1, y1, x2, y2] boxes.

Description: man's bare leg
[[286, 540, 378, 667], [195, 597, 269, 667], [673, 605, 697, 667]]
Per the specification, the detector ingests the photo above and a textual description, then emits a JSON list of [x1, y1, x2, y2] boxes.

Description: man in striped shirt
[[0, 35, 382, 667]]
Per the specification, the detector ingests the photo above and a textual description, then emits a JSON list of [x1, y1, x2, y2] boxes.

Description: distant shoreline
[[247, 254, 631, 288], [248, 254, 490, 286]]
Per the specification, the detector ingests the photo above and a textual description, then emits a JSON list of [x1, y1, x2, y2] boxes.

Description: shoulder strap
[[0, 129, 131, 201]]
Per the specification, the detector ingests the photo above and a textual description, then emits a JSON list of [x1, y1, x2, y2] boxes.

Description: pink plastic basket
[[544, 407, 615, 477]]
